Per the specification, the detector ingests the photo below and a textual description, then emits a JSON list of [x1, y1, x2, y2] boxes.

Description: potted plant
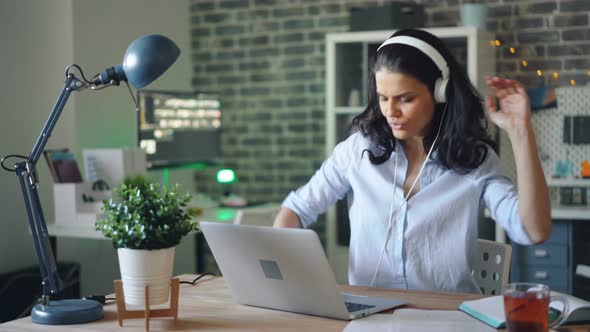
[[96, 176, 198, 306]]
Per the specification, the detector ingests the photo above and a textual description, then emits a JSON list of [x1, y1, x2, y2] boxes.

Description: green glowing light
[[217, 169, 236, 184]]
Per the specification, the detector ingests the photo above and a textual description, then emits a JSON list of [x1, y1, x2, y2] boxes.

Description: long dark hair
[[353, 29, 495, 173]]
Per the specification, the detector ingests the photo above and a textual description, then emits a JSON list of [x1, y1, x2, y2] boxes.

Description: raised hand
[[484, 77, 550, 244], [484, 76, 532, 135]]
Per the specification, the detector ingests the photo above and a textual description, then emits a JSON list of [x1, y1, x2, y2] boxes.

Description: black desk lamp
[[0, 34, 180, 324]]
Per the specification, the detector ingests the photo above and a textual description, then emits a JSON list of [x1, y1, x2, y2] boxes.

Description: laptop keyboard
[[344, 302, 376, 313]]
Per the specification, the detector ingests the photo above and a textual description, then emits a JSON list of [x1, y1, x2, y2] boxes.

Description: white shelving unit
[[547, 178, 590, 187], [325, 27, 496, 282], [546, 178, 590, 219]]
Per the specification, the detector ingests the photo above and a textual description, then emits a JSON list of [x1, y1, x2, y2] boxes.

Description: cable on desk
[[180, 272, 218, 285], [80, 273, 219, 306], [82, 295, 116, 304]]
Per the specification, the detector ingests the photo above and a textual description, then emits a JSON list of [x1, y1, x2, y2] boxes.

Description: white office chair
[[472, 239, 512, 296], [233, 206, 280, 227]]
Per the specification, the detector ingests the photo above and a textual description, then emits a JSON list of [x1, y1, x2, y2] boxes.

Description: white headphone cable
[[369, 104, 448, 288]]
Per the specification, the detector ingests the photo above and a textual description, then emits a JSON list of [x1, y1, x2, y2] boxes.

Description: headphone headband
[[377, 35, 450, 103], [377, 35, 449, 79]]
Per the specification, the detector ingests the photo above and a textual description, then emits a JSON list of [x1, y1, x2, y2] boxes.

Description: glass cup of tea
[[503, 283, 569, 332]]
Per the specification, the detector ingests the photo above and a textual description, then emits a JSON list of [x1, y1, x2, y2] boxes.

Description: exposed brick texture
[[189, 0, 590, 209]]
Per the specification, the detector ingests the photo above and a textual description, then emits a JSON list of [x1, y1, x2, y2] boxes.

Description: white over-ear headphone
[[377, 35, 450, 103]]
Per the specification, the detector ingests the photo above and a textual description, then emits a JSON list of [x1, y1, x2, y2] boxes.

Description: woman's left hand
[[484, 76, 532, 135], [485, 77, 550, 243]]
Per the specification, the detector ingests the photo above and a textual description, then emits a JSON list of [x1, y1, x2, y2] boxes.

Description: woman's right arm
[[273, 207, 302, 228], [273, 133, 359, 229]]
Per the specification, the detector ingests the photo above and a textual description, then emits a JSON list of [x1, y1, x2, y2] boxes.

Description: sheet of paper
[[343, 314, 398, 332], [343, 310, 496, 332]]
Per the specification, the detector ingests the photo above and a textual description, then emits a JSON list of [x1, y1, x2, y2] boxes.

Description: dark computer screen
[[137, 90, 221, 169]]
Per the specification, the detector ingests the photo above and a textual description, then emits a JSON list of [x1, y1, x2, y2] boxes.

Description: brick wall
[[189, 0, 590, 205], [426, 0, 590, 87]]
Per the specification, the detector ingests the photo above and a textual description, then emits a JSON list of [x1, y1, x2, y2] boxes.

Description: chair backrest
[[233, 206, 280, 227], [472, 239, 512, 296]]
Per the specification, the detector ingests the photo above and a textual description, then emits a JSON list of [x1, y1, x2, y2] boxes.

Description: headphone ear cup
[[434, 77, 449, 103]]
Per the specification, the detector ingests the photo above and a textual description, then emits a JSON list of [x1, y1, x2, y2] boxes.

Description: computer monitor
[[137, 90, 221, 169]]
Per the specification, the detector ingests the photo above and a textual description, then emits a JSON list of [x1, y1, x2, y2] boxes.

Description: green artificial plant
[[96, 176, 198, 250]]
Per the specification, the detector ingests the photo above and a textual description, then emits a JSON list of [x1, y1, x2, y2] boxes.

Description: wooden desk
[[3, 274, 588, 331]]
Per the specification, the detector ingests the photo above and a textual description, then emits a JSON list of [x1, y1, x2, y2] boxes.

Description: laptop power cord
[[180, 272, 218, 285], [83, 295, 116, 304], [81, 272, 218, 304]]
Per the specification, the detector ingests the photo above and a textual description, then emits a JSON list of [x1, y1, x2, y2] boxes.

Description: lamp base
[[31, 299, 103, 324]]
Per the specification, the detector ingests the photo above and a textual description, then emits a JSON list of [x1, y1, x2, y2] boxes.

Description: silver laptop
[[200, 221, 407, 320]]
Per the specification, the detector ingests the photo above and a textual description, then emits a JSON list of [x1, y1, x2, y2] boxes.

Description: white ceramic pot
[[117, 247, 175, 306]]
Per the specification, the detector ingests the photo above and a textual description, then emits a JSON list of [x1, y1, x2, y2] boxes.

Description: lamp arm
[[16, 162, 60, 297], [29, 74, 86, 164], [16, 74, 85, 297]]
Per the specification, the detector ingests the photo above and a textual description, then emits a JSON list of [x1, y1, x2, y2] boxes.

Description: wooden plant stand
[[114, 278, 179, 331]]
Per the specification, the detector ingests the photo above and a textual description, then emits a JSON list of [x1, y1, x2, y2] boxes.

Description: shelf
[[484, 205, 590, 221], [334, 106, 364, 115], [547, 178, 590, 187], [551, 205, 590, 220], [47, 223, 105, 240], [46, 204, 280, 240]]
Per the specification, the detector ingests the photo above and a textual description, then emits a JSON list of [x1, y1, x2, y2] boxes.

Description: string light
[[491, 39, 587, 85]]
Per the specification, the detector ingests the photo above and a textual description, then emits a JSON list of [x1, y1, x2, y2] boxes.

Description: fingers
[[485, 76, 525, 97], [485, 95, 497, 113], [485, 76, 530, 109], [496, 87, 510, 100], [485, 76, 508, 99], [485, 76, 522, 88], [484, 95, 506, 128]]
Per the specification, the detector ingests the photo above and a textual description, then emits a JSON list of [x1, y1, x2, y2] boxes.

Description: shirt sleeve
[[281, 134, 356, 228], [478, 147, 534, 245]]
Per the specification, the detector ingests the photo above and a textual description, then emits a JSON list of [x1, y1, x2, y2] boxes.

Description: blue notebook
[[459, 296, 505, 328], [459, 292, 590, 328]]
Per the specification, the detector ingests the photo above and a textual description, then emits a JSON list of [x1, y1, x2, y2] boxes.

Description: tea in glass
[[503, 283, 569, 332]]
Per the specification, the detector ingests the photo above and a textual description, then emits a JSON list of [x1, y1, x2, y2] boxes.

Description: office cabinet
[[325, 27, 496, 282], [510, 222, 571, 293], [510, 220, 590, 299], [510, 181, 590, 298]]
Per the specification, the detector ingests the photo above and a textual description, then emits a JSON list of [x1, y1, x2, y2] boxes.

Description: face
[[375, 68, 436, 141]]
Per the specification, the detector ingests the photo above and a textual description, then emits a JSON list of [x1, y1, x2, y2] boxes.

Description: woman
[[274, 29, 550, 293]]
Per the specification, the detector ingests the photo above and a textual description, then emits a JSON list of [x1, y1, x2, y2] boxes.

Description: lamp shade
[[123, 34, 180, 88], [94, 34, 180, 88]]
